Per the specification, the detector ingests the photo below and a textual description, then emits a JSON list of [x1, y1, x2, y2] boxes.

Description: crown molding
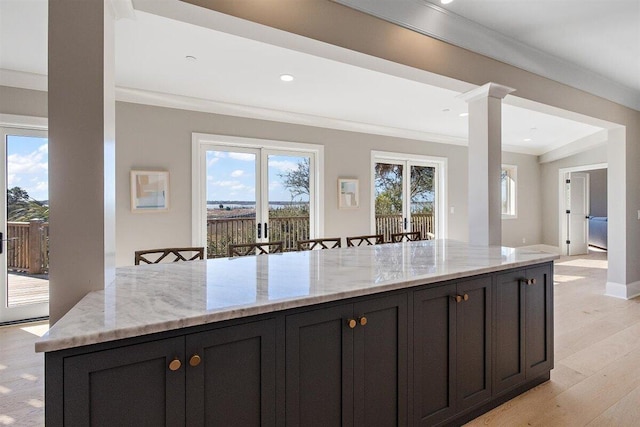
[[458, 83, 516, 103], [0, 69, 48, 91], [115, 86, 469, 146], [334, 0, 640, 111], [538, 129, 608, 164]]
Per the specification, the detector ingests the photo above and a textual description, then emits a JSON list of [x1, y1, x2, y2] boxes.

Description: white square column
[[460, 83, 515, 246], [48, 0, 117, 323]]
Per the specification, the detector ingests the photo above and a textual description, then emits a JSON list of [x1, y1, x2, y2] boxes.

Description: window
[[371, 151, 446, 241], [501, 165, 517, 219], [192, 134, 323, 257]]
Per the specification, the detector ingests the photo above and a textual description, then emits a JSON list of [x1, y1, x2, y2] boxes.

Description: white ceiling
[[0, 0, 609, 156], [434, 0, 640, 95]]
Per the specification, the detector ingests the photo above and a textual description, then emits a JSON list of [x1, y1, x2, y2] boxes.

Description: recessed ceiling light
[[524, 138, 532, 142], [459, 112, 469, 117], [442, 108, 451, 112], [441, 0, 454, 4], [280, 74, 295, 82], [185, 55, 197, 62]]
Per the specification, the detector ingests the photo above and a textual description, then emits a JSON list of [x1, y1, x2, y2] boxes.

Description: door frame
[[558, 163, 607, 256], [0, 121, 49, 323], [370, 150, 447, 239], [191, 133, 324, 255]]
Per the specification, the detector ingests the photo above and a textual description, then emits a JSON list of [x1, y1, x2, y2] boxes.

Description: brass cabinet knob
[[463, 294, 469, 301], [358, 316, 368, 326], [347, 319, 357, 329], [168, 358, 182, 371], [189, 354, 202, 367], [521, 278, 537, 285], [453, 295, 462, 303]]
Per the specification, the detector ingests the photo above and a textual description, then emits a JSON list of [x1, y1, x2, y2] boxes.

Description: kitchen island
[[38, 240, 558, 426]]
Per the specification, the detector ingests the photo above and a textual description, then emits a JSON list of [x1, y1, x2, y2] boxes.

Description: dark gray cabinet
[[494, 264, 553, 396], [57, 319, 276, 427], [285, 294, 407, 427], [63, 337, 186, 427], [413, 277, 492, 426], [46, 262, 553, 427]]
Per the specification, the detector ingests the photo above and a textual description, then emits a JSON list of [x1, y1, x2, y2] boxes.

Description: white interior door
[[0, 127, 49, 323], [568, 172, 590, 255]]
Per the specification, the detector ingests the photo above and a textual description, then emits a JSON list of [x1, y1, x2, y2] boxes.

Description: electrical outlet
[[522, 238, 526, 244]]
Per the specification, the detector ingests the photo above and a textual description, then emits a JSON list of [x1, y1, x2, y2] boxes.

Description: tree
[[7, 186, 49, 221], [279, 158, 310, 199], [374, 164, 434, 215]]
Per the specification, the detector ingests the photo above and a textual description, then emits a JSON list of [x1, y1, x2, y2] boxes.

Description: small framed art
[[130, 170, 169, 212], [338, 178, 359, 209]]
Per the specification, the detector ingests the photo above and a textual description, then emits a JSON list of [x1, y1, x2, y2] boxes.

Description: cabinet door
[[525, 264, 554, 379], [186, 319, 276, 427], [353, 294, 408, 427], [456, 277, 492, 412], [413, 283, 457, 426], [285, 304, 354, 427], [64, 337, 185, 427], [494, 269, 525, 395]]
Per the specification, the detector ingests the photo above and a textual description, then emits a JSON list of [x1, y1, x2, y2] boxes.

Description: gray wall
[[115, 101, 543, 265], [588, 168, 607, 217], [0, 85, 48, 117]]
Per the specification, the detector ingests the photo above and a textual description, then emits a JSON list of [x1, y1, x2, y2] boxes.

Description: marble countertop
[[36, 240, 558, 353]]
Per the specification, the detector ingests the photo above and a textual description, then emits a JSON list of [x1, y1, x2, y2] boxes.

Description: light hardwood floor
[[1, 251, 638, 426]]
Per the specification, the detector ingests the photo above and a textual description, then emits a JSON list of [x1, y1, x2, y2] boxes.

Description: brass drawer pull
[[189, 354, 202, 367], [168, 358, 182, 371]]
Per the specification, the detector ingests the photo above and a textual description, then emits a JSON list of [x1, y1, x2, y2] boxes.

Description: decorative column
[[459, 83, 515, 246], [48, 0, 117, 323]]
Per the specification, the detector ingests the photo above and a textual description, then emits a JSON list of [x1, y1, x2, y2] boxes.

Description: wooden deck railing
[[6, 220, 49, 274], [206, 214, 434, 258]]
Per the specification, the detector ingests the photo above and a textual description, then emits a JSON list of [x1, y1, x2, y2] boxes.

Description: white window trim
[[191, 133, 324, 252], [501, 164, 518, 220], [370, 150, 447, 239]]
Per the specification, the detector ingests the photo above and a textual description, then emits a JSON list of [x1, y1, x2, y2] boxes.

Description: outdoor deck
[[7, 273, 49, 307]]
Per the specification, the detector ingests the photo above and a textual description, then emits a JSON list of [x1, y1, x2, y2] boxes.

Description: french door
[[0, 127, 49, 323], [194, 136, 319, 258], [372, 152, 445, 242]]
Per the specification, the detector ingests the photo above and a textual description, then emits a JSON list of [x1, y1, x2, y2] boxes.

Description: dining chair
[[134, 247, 205, 265], [228, 241, 284, 257], [390, 231, 422, 243], [346, 234, 384, 247], [297, 237, 342, 251]]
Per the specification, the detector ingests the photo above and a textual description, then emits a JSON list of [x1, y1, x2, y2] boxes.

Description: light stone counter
[[36, 240, 558, 353]]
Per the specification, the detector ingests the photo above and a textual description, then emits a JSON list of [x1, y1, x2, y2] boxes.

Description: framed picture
[[130, 170, 169, 212], [338, 178, 359, 209]]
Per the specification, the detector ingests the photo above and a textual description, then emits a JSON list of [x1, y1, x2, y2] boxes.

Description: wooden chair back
[[390, 231, 422, 243], [346, 234, 384, 247], [228, 241, 284, 257], [134, 247, 204, 265], [297, 238, 342, 251]]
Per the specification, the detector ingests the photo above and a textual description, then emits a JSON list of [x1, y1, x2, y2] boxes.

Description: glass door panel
[[205, 149, 259, 258], [266, 154, 311, 252], [1, 131, 49, 322], [410, 165, 436, 239], [374, 162, 404, 242]]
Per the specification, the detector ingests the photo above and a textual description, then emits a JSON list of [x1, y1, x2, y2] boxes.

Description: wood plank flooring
[[1, 250, 639, 426], [466, 250, 640, 426]]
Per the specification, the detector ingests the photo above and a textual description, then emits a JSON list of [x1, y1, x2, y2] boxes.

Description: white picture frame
[[131, 170, 169, 212], [338, 178, 359, 209]]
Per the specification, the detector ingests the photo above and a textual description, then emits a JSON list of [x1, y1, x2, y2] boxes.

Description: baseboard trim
[[520, 244, 561, 255], [605, 281, 640, 300]]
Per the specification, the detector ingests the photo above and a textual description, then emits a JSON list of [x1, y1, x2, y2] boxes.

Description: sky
[[206, 151, 309, 203], [6, 135, 49, 202]]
